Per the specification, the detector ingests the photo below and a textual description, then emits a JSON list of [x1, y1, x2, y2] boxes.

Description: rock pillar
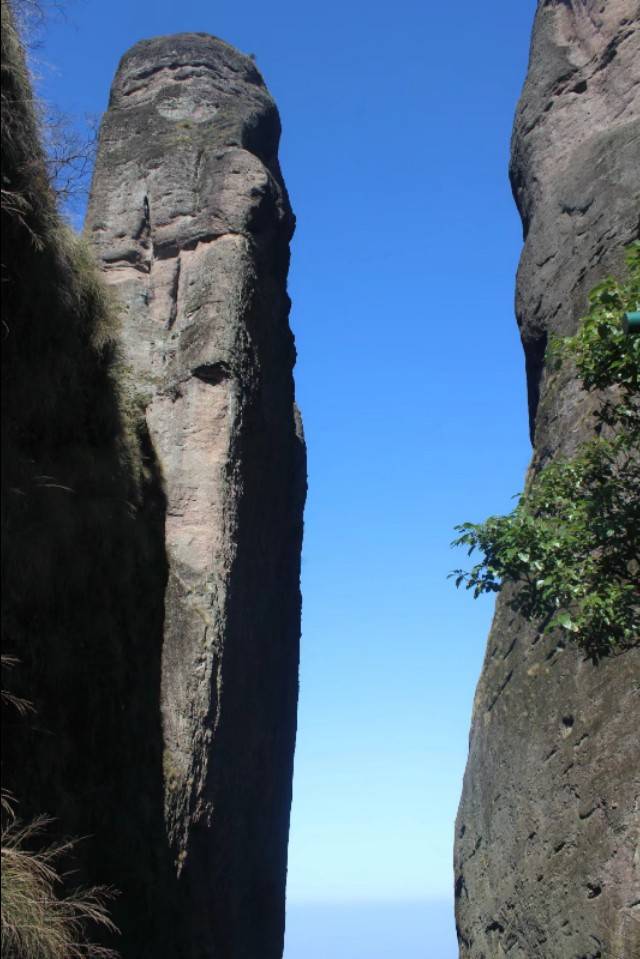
[[88, 34, 306, 958]]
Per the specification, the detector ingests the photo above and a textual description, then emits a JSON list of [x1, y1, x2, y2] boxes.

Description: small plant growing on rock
[[451, 243, 640, 661], [1, 806, 119, 959], [1, 658, 119, 959]]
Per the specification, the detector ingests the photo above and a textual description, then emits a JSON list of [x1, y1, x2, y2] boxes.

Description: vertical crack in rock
[[87, 33, 306, 958], [454, 3, 639, 958]]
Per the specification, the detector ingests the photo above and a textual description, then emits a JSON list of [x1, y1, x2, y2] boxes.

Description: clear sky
[[27, 0, 538, 953]]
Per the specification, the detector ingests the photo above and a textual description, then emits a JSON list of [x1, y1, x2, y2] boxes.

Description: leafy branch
[[451, 242, 640, 660]]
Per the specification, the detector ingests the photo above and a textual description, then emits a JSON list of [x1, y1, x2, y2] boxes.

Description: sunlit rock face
[[88, 34, 306, 958], [454, 3, 639, 957]]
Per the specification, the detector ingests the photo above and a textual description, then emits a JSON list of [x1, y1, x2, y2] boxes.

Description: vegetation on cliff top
[[452, 243, 640, 660]]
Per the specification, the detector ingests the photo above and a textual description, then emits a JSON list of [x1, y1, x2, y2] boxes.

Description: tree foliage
[[452, 243, 640, 660]]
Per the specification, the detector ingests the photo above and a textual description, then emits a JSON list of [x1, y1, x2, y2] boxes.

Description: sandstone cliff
[[454, 3, 639, 958], [2, 12, 304, 958], [86, 34, 306, 958]]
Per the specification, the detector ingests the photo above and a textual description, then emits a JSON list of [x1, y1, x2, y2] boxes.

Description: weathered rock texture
[[2, 3, 180, 954], [2, 9, 303, 957], [86, 34, 306, 958], [454, 3, 639, 957]]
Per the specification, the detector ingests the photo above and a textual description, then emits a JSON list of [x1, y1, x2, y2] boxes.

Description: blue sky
[[29, 0, 537, 953]]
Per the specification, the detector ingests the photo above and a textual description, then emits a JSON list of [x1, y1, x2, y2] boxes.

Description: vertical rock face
[[87, 34, 306, 958], [454, 4, 639, 958]]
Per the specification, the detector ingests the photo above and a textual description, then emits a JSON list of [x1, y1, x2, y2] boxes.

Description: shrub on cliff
[[452, 243, 640, 660]]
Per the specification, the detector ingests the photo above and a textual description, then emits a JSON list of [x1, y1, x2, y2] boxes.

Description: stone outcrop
[[86, 34, 306, 958], [454, 3, 639, 957]]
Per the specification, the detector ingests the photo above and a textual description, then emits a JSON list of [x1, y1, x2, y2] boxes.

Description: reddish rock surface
[[88, 34, 306, 958]]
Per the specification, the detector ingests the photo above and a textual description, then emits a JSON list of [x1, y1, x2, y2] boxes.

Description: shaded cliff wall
[[86, 33, 306, 959], [1, 2, 184, 954], [454, 3, 639, 958]]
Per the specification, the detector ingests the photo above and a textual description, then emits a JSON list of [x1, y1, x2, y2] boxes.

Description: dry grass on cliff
[[1, 808, 119, 959], [1, 657, 120, 959]]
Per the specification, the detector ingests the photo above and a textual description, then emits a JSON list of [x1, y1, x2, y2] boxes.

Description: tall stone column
[[454, 3, 639, 957], [87, 34, 306, 958]]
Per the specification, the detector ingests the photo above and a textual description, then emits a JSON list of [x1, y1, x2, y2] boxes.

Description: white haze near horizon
[[284, 901, 457, 958]]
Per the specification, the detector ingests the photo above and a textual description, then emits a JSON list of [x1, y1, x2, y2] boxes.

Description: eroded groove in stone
[[88, 32, 306, 958]]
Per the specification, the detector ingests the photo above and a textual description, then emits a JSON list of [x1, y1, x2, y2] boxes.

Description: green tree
[[452, 243, 640, 661]]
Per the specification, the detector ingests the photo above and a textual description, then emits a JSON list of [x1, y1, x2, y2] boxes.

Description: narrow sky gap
[[31, 1, 537, 952]]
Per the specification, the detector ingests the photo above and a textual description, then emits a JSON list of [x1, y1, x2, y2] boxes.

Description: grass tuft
[[1, 808, 119, 959]]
